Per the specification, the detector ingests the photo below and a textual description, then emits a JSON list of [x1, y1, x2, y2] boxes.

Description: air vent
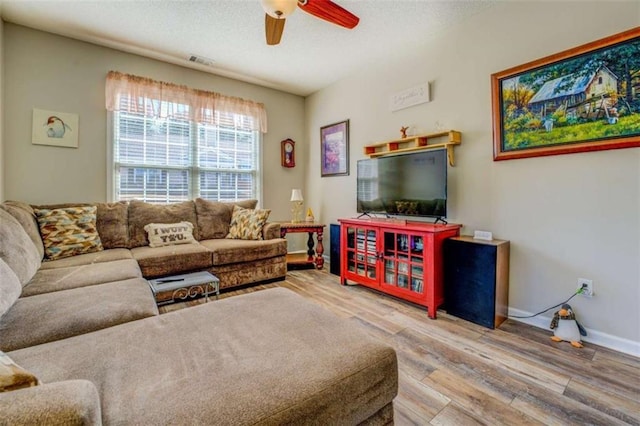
[[188, 55, 215, 67]]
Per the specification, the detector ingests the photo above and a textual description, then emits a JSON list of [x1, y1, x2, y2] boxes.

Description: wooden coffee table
[[148, 271, 220, 306]]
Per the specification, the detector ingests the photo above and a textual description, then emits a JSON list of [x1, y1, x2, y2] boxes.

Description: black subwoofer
[[443, 236, 510, 329], [329, 224, 340, 276]]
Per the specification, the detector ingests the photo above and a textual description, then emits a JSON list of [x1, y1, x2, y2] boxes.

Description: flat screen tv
[[357, 149, 447, 219]]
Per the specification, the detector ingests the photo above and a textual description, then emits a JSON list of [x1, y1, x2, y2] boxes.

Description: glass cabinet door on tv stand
[[382, 229, 426, 296], [339, 218, 461, 319], [344, 224, 379, 286]]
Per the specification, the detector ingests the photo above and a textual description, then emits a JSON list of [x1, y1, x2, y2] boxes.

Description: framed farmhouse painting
[[321, 120, 350, 177], [491, 27, 640, 161]]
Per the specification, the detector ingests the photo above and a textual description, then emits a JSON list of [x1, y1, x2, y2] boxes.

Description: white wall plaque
[[390, 82, 430, 112]]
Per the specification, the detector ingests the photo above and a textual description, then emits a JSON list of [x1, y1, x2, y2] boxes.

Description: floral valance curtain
[[105, 71, 268, 133]]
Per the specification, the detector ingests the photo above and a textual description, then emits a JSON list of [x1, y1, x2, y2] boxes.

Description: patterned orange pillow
[[35, 206, 103, 260]]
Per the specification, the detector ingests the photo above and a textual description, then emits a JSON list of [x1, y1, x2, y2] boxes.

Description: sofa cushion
[[131, 244, 212, 278], [226, 205, 271, 240], [35, 206, 104, 261], [200, 238, 287, 266], [38, 248, 133, 270], [144, 222, 197, 248], [0, 259, 22, 319], [128, 200, 199, 248], [0, 201, 45, 260], [96, 201, 129, 249], [7, 288, 398, 425], [195, 198, 258, 240], [0, 380, 101, 426], [22, 259, 142, 297], [0, 209, 41, 286], [0, 350, 39, 391], [0, 278, 158, 352]]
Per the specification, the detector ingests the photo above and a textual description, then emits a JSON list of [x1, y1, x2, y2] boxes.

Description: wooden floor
[[160, 269, 640, 426]]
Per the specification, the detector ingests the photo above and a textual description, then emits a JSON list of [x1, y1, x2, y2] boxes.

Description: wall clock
[[281, 139, 295, 168]]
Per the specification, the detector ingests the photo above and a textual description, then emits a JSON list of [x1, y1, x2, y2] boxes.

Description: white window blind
[[108, 73, 265, 204]]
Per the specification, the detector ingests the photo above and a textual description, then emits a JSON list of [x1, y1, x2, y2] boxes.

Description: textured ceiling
[[1, 0, 495, 96]]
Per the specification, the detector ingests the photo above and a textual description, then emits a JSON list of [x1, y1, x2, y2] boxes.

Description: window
[[113, 104, 259, 203], [106, 72, 267, 204]]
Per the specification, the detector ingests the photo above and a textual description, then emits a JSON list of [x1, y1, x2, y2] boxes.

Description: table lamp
[[290, 189, 303, 223]]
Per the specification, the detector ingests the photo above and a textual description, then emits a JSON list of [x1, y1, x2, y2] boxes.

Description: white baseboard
[[508, 307, 640, 358]]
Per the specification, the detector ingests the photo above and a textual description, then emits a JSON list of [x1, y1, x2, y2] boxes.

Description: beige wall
[[305, 2, 640, 354], [2, 24, 305, 224]]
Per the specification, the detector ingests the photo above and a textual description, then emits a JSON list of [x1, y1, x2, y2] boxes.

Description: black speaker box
[[443, 236, 510, 329], [329, 224, 340, 276]]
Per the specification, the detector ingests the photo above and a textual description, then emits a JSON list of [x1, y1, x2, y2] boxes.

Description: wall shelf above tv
[[363, 130, 462, 166]]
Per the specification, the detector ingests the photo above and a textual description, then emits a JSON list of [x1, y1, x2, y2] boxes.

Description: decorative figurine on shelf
[[550, 304, 587, 348], [400, 126, 409, 139], [305, 207, 315, 222]]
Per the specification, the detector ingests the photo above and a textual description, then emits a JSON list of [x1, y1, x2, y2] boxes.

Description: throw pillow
[[0, 350, 40, 392], [226, 205, 271, 241], [35, 206, 104, 261], [128, 200, 199, 248], [144, 222, 197, 248]]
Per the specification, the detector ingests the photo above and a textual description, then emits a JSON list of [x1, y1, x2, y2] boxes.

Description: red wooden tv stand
[[338, 218, 461, 319]]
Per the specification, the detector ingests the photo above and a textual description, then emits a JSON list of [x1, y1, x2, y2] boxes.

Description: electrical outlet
[[578, 278, 594, 297]]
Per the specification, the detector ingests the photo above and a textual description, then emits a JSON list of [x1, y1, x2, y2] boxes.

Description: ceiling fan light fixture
[[260, 0, 297, 19]]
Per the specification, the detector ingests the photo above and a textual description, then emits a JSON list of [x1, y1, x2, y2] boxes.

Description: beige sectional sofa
[[0, 198, 287, 352], [0, 198, 399, 424]]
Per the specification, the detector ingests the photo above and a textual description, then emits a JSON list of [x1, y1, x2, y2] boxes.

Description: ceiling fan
[[261, 0, 359, 45]]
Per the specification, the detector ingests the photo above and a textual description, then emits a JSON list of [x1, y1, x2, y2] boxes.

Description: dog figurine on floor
[[550, 303, 587, 348]]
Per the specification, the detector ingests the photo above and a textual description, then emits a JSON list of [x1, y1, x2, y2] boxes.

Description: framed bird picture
[[32, 108, 79, 148]]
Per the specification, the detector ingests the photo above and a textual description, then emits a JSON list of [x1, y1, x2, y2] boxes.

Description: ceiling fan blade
[[265, 14, 286, 45], [298, 0, 359, 29]]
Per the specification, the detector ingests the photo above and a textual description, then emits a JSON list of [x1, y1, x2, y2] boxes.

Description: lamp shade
[[290, 189, 303, 202], [260, 0, 298, 19]]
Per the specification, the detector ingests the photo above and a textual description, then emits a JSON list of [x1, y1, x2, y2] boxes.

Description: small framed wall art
[[281, 138, 295, 167], [32, 108, 79, 148], [491, 27, 640, 161], [320, 120, 350, 177]]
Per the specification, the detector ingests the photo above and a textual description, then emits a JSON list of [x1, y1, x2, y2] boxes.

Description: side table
[[279, 222, 326, 269]]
